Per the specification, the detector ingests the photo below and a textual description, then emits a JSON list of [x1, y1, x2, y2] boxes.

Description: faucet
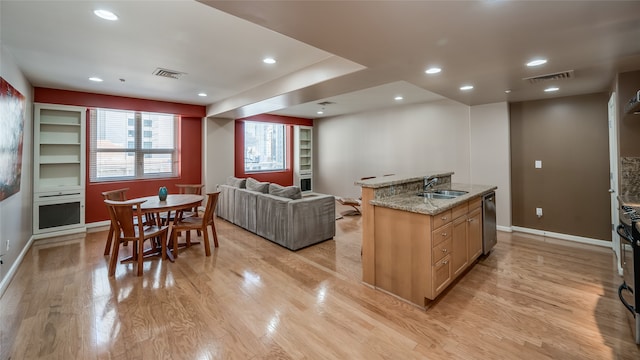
[[424, 177, 438, 191]]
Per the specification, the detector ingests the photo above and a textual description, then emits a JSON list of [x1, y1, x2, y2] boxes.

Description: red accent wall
[[234, 114, 312, 186], [34, 88, 205, 224]]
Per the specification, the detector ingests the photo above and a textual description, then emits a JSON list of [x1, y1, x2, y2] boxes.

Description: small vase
[[158, 186, 168, 201]]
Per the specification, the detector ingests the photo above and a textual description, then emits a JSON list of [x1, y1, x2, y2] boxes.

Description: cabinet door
[[432, 255, 452, 297], [467, 208, 483, 261], [452, 215, 468, 276]]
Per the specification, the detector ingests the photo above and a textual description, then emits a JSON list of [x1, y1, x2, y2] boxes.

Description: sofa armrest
[[234, 188, 261, 232], [287, 194, 336, 250], [256, 193, 290, 247], [216, 184, 236, 223]]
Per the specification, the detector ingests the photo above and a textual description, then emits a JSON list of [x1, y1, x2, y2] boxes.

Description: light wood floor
[[1, 205, 639, 359]]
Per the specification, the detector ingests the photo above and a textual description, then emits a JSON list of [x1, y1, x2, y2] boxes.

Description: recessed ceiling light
[[94, 9, 118, 21], [544, 87, 559, 92], [394, 96, 404, 101], [198, 93, 207, 97], [425, 67, 442, 74], [89, 77, 103, 82], [263, 57, 276, 64], [526, 59, 547, 67], [317, 110, 324, 115], [460, 85, 474, 91], [505, 90, 511, 94]]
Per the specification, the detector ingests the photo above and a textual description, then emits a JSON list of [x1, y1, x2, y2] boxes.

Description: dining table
[[130, 194, 204, 262]]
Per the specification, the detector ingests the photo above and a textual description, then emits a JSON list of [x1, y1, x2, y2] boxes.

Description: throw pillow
[[246, 177, 270, 193], [269, 183, 302, 200], [226, 176, 246, 188]]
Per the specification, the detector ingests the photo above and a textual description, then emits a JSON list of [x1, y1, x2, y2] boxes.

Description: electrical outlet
[[536, 208, 543, 217]]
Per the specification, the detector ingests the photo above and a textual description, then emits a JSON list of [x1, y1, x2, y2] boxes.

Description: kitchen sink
[[416, 192, 456, 199], [417, 189, 468, 199], [432, 189, 468, 196]]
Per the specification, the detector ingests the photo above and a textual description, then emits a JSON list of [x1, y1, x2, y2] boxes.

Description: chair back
[[176, 184, 204, 195], [104, 199, 146, 239], [203, 192, 221, 224], [102, 188, 130, 201]]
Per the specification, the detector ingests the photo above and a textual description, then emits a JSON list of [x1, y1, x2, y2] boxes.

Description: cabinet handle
[[441, 232, 447, 236], [441, 216, 448, 221], [442, 248, 448, 253], [468, 218, 473, 222], [442, 260, 449, 265]]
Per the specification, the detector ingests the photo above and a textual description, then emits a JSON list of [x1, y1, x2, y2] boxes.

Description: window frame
[[243, 120, 286, 173], [89, 108, 179, 182]]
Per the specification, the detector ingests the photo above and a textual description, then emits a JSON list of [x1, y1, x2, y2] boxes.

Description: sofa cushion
[[246, 177, 269, 193], [269, 183, 302, 200], [226, 176, 246, 188]]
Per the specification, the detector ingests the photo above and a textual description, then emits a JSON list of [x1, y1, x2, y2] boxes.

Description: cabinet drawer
[[469, 196, 482, 210], [433, 255, 452, 296], [452, 202, 468, 220], [432, 222, 452, 246], [432, 238, 452, 264], [432, 210, 452, 229]]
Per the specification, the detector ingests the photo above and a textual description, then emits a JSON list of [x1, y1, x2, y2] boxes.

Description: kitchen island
[[356, 172, 497, 307]]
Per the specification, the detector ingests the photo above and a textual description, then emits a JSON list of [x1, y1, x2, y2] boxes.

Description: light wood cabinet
[[468, 207, 483, 260], [372, 195, 485, 306]]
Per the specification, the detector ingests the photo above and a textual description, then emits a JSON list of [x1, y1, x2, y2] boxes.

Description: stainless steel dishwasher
[[482, 192, 497, 255]]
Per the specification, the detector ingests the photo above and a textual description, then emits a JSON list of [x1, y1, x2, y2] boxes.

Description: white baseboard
[[0, 235, 34, 298], [87, 220, 110, 233], [497, 225, 512, 232], [511, 226, 612, 249], [32, 227, 86, 241]]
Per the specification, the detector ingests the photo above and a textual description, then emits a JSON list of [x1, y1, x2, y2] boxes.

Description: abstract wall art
[[0, 77, 26, 202]]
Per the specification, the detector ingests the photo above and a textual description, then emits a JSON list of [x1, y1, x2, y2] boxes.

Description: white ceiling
[[2, 0, 640, 120]]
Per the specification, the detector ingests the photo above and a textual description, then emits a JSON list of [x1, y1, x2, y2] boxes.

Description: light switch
[[535, 160, 542, 169]]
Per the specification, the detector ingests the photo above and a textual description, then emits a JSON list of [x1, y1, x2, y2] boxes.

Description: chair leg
[[202, 227, 211, 256], [172, 229, 179, 258], [137, 238, 144, 276], [108, 240, 120, 277], [104, 225, 114, 255], [210, 222, 219, 248], [186, 230, 191, 247], [161, 232, 167, 260]]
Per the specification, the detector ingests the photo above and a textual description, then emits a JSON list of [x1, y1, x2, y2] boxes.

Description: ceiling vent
[[317, 101, 335, 106], [152, 68, 186, 79], [523, 70, 574, 84]]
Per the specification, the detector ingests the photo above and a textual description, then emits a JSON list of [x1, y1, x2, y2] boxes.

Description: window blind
[[89, 108, 178, 182]]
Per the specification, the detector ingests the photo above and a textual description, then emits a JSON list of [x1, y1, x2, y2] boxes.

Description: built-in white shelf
[[34, 103, 86, 235]]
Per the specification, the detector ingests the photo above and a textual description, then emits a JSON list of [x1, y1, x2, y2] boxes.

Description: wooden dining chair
[[170, 192, 220, 257], [104, 199, 169, 277], [101, 188, 130, 255]]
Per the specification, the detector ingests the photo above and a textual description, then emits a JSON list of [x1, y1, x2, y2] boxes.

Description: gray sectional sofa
[[217, 177, 336, 250]]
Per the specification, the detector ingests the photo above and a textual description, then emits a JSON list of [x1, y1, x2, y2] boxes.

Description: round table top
[[135, 194, 204, 212]]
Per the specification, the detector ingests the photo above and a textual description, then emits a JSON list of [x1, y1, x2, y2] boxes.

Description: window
[[244, 121, 285, 172], [90, 108, 178, 181]]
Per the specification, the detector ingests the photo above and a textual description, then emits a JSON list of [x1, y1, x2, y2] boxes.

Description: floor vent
[[153, 68, 186, 79], [523, 70, 574, 84]]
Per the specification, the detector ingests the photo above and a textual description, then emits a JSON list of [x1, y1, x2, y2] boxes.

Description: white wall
[[0, 44, 33, 295], [314, 99, 471, 198], [204, 117, 235, 193], [470, 102, 512, 229]]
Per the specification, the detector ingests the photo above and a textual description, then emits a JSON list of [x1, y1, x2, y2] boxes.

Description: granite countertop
[[369, 183, 497, 215], [355, 171, 454, 188]]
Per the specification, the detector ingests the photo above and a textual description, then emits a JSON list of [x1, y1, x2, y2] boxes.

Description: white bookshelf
[[294, 126, 313, 193], [33, 103, 86, 236]]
